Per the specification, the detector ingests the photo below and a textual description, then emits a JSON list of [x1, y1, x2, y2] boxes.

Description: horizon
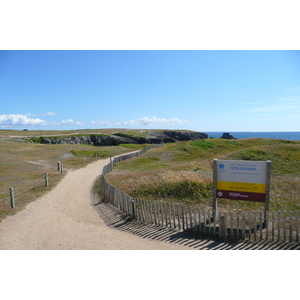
[[2, 128, 300, 134], [1, 50, 300, 132]]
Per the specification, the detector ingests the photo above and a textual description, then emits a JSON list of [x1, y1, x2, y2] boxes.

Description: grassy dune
[[106, 138, 300, 212]]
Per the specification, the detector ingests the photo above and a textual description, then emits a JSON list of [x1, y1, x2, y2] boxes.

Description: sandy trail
[[0, 157, 201, 250]]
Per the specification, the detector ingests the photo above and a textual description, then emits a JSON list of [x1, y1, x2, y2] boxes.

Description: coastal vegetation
[[106, 138, 300, 212]]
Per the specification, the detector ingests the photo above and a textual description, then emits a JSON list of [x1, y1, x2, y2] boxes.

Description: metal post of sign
[[212, 159, 218, 221], [263, 160, 272, 228]]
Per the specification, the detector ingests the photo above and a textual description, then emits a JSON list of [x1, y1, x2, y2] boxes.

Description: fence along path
[[102, 146, 300, 244]]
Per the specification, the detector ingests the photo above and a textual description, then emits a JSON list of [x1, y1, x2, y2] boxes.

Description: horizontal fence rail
[[102, 146, 300, 244]]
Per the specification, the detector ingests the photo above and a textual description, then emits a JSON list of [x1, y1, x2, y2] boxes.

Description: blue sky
[[1, 50, 300, 132]]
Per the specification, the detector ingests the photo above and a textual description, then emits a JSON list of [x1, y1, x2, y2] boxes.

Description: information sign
[[212, 159, 271, 217], [214, 159, 270, 202]]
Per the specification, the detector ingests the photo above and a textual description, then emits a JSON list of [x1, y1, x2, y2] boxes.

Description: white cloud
[[0, 114, 84, 127], [59, 119, 84, 126], [120, 116, 189, 126], [91, 119, 115, 126], [28, 112, 57, 117], [0, 114, 46, 126], [91, 116, 189, 127], [46, 112, 57, 116]]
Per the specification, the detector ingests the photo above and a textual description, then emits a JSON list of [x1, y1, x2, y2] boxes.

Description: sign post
[[213, 159, 271, 224]]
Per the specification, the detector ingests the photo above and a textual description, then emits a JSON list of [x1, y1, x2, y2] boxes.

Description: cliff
[[39, 130, 208, 146]]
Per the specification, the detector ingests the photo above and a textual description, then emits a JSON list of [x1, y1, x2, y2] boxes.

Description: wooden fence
[[102, 147, 300, 244]]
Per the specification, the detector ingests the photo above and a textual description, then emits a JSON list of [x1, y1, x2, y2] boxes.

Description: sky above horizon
[[1, 50, 300, 132]]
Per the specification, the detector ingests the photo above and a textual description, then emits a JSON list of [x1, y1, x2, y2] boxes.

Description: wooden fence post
[[253, 211, 257, 241], [296, 212, 299, 243], [9, 187, 15, 209], [57, 161, 61, 171], [220, 215, 226, 241], [230, 212, 234, 240], [259, 211, 263, 241], [132, 199, 136, 220], [45, 173, 49, 187], [224, 212, 227, 241], [177, 204, 181, 230], [265, 211, 269, 241], [289, 212, 293, 243], [283, 211, 287, 242], [153, 202, 157, 225], [278, 211, 281, 242], [242, 211, 246, 239], [182, 205, 185, 231]]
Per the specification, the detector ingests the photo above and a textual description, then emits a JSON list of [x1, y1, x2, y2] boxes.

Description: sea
[[203, 132, 300, 141]]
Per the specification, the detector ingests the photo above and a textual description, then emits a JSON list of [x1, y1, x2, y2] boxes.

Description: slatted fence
[[102, 147, 300, 244]]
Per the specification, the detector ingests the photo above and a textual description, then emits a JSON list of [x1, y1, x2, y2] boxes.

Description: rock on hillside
[[220, 132, 237, 139], [40, 130, 208, 146]]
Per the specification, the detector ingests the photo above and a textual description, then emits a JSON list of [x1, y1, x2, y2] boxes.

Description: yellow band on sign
[[217, 181, 267, 193]]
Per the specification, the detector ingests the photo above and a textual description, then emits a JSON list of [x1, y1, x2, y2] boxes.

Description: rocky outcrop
[[91, 134, 134, 146], [39, 130, 208, 146], [41, 136, 93, 145], [220, 132, 237, 139], [163, 130, 207, 141]]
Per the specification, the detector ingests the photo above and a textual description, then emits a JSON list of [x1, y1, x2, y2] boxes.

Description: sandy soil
[[0, 157, 200, 250]]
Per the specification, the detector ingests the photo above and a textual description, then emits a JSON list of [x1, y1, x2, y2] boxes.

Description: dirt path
[[0, 157, 201, 250]]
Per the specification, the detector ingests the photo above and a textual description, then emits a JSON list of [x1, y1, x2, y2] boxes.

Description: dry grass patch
[[107, 169, 213, 206]]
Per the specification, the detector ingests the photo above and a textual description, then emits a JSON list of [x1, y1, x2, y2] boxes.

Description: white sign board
[[215, 160, 269, 202]]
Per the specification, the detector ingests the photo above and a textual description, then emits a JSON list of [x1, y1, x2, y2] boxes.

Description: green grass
[[71, 149, 105, 158], [27, 137, 42, 143], [106, 138, 300, 212], [113, 132, 135, 139], [132, 180, 212, 206], [229, 144, 300, 175], [113, 155, 169, 172], [119, 144, 148, 150], [70, 144, 146, 158]]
